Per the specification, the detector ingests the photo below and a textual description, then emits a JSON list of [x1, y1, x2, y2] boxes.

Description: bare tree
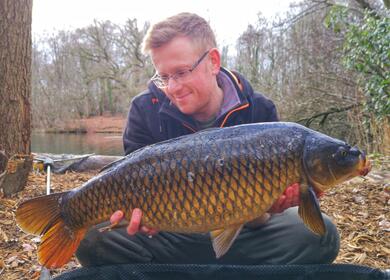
[[0, 0, 33, 196], [31, 18, 152, 128], [235, 2, 363, 143], [234, 0, 388, 152]]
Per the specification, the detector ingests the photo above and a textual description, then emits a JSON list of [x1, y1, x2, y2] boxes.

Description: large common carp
[[16, 122, 371, 268]]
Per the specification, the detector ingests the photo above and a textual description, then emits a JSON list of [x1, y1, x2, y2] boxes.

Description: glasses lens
[[174, 70, 191, 81], [151, 50, 209, 89], [155, 80, 166, 89], [151, 75, 166, 89]]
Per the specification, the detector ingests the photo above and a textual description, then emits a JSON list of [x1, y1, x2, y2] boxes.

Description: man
[[76, 12, 339, 266]]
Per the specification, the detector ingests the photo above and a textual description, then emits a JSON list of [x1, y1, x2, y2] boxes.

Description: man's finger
[[148, 229, 159, 236], [127, 208, 142, 235], [110, 210, 124, 224], [315, 189, 324, 198], [140, 225, 158, 236], [292, 184, 300, 205], [285, 186, 294, 206], [140, 225, 151, 234], [270, 194, 285, 213]]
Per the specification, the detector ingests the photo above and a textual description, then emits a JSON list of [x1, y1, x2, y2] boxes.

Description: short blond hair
[[142, 13, 217, 54]]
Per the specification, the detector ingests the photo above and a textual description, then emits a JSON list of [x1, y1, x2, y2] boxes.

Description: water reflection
[[32, 133, 124, 156]]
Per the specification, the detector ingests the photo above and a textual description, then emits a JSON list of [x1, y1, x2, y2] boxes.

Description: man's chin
[[177, 106, 194, 115], [175, 102, 193, 114]]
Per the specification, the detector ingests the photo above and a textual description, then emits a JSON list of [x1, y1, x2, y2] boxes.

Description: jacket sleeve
[[264, 100, 279, 122], [123, 99, 155, 155], [252, 93, 279, 123]]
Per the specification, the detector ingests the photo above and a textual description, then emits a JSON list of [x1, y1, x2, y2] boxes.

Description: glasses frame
[[151, 50, 210, 89]]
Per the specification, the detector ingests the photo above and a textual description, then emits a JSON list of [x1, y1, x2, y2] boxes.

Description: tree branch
[[297, 103, 362, 127]]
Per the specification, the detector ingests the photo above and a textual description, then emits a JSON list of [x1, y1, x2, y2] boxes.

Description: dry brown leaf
[[11, 261, 19, 268], [353, 195, 365, 204], [31, 237, 41, 243], [382, 247, 390, 255], [347, 243, 363, 250], [0, 227, 9, 242], [0, 219, 14, 225], [0, 199, 17, 208], [355, 253, 367, 264], [352, 234, 375, 243], [22, 243, 35, 252], [5, 256, 17, 264], [378, 219, 390, 232]]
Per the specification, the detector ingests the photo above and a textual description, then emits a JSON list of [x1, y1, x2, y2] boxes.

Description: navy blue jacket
[[123, 68, 278, 155]]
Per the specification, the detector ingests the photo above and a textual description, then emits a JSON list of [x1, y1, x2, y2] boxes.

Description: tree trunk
[[0, 0, 33, 196]]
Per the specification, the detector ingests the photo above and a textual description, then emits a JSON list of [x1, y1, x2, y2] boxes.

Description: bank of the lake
[[32, 116, 127, 156]]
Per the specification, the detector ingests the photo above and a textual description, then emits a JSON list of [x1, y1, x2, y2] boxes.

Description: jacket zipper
[[181, 103, 250, 132], [182, 122, 197, 133], [219, 103, 249, 128]]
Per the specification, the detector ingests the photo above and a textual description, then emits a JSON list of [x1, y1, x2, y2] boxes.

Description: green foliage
[[344, 13, 389, 119], [326, 7, 390, 120], [323, 5, 349, 33]]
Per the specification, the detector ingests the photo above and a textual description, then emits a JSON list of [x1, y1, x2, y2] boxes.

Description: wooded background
[[31, 0, 389, 153]]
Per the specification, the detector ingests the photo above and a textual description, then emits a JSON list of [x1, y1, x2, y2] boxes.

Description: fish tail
[[16, 192, 87, 268]]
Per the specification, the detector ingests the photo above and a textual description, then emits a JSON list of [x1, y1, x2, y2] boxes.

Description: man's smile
[[174, 92, 192, 102]]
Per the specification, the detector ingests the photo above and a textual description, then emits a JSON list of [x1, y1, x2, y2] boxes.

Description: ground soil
[[0, 156, 389, 279]]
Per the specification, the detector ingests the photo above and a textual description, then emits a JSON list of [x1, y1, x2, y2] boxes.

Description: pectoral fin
[[210, 224, 243, 258], [298, 185, 326, 235]]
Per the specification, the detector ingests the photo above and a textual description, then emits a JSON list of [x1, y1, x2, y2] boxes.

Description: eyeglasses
[[151, 50, 210, 89]]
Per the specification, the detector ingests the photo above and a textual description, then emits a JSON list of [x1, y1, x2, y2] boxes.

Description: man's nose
[[166, 77, 182, 92]]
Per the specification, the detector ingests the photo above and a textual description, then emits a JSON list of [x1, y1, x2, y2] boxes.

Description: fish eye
[[333, 147, 348, 159]]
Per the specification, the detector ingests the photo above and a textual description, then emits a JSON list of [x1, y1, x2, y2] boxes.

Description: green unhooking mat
[[53, 264, 390, 280]]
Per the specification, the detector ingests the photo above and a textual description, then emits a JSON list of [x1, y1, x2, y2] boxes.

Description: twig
[[297, 103, 361, 127], [0, 170, 6, 180]]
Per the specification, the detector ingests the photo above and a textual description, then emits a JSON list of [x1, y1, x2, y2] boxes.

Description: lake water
[[32, 133, 124, 156]]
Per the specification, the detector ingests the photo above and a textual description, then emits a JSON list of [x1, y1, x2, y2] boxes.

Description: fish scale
[[16, 122, 371, 268], [137, 140, 284, 230]]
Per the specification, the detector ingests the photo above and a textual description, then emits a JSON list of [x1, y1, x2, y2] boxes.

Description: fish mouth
[[357, 153, 371, 176]]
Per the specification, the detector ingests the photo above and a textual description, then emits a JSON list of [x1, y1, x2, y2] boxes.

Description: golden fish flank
[[16, 122, 371, 268]]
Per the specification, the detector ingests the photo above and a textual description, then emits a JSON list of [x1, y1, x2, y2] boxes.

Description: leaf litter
[[0, 156, 389, 279]]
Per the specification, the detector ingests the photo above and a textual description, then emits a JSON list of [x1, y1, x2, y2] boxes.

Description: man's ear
[[208, 48, 221, 75]]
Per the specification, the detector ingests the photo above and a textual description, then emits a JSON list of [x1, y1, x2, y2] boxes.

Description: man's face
[[150, 36, 220, 121]]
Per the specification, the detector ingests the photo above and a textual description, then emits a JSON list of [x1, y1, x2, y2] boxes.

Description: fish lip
[[358, 155, 371, 176]]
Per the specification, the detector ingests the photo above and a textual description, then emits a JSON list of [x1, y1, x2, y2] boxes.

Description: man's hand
[[110, 208, 158, 236], [246, 183, 299, 228], [268, 183, 300, 213], [268, 183, 324, 214], [246, 183, 324, 228]]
